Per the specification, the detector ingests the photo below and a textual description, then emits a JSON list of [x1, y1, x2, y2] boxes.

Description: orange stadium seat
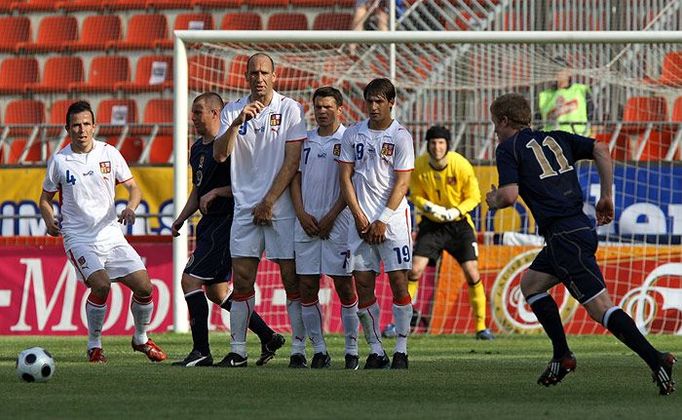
[[11, 0, 61, 12], [57, 0, 102, 11], [6, 138, 47, 164], [97, 99, 138, 136], [107, 136, 144, 162], [5, 99, 45, 137], [16, 15, 78, 53], [220, 12, 262, 30], [143, 99, 173, 163], [46, 98, 73, 141], [225, 54, 249, 90], [276, 65, 317, 91], [267, 13, 308, 30], [0, 0, 12, 13], [291, 0, 337, 6], [659, 51, 682, 87], [146, 0, 192, 9], [107, 13, 168, 50], [312, 12, 353, 30], [155, 12, 214, 48], [65, 15, 121, 52], [0, 16, 31, 53], [70, 56, 130, 93], [248, 0, 288, 6], [108, 0, 147, 9], [0, 57, 38, 94], [621, 96, 668, 133], [637, 130, 672, 161], [192, 0, 243, 8], [189, 55, 225, 90], [28, 56, 84, 94], [116, 55, 173, 92]]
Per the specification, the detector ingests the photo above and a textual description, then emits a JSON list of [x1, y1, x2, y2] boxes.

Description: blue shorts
[[529, 214, 606, 304], [184, 214, 232, 284]]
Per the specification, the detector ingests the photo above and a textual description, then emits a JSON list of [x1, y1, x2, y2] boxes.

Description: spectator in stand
[[352, 0, 404, 32]]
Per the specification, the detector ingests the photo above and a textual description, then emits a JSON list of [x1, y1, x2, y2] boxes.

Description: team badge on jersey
[[447, 176, 457, 185], [333, 143, 341, 157], [270, 113, 282, 127], [77, 256, 87, 268], [381, 142, 395, 157], [99, 161, 111, 174]]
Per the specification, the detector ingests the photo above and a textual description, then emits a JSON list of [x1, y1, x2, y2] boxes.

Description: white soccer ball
[[16, 347, 55, 383]]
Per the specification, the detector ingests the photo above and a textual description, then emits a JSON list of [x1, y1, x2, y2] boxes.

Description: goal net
[[174, 30, 682, 336]]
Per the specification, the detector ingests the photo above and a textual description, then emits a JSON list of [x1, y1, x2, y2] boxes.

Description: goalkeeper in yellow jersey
[[409, 125, 493, 340]]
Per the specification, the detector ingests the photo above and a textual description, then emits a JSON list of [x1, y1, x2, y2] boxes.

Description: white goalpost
[[172, 30, 682, 334]]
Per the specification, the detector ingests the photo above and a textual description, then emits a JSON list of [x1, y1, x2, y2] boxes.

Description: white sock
[[86, 300, 106, 350], [341, 300, 359, 356], [302, 300, 327, 354], [229, 296, 254, 358], [393, 303, 412, 355], [357, 301, 384, 356], [130, 295, 153, 345], [287, 298, 306, 356]]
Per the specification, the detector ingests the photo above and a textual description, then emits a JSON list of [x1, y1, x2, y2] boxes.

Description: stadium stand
[[224, 54, 249, 90], [107, 13, 168, 50], [116, 54, 173, 92], [28, 56, 84, 94], [188, 55, 224, 90], [145, 0, 192, 9], [155, 12, 214, 48], [96, 98, 138, 136], [0, 16, 31, 52], [3, 99, 46, 164], [621, 96, 668, 133], [58, 0, 103, 12], [267, 12, 309, 30], [312, 12, 353, 30], [11, 0, 62, 13], [69, 55, 130, 93], [16, 15, 78, 53], [0, 57, 38, 94], [659, 51, 682, 86], [141, 98, 173, 163], [220, 12, 262, 30], [192, 0, 243, 8], [64, 14, 122, 52]]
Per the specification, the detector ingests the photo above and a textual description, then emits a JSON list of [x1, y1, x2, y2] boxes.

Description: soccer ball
[[16, 347, 55, 383]]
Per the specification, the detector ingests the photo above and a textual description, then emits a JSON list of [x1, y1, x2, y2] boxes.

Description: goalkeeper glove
[[423, 201, 449, 222], [444, 208, 461, 222]]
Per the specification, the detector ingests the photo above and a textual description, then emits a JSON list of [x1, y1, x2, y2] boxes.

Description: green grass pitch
[[2, 334, 681, 419]]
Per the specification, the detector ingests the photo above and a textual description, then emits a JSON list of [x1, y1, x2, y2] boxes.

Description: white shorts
[[295, 238, 351, 277], [66, 241, 146, 283], [348, 207, 412, 273], [230, 217, 295, 259]]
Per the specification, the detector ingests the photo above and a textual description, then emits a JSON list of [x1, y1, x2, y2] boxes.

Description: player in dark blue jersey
[[171, 92, 284, 367], [486, 93, 675, 395]]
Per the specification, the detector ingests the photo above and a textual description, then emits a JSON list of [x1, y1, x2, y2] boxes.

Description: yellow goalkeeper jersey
[[410, 151, 481, 229]]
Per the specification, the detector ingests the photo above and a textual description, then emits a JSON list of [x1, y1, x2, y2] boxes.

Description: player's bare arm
[[199, 186, 231, 215], [172, 187, 199, 237], [213, 101, 264, 162], [339, 161, 370, 237], [486, 184, 519, 210], [253, 140, 302, 226], [318, 194, 346, 240], [366, 170, 411, 245], [291, 171, 320, 237], [118, 178, 142, 226], [593, 142, 615, 226], [39, 190, 60, 237]]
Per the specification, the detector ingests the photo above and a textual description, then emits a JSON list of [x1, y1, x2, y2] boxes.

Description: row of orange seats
[[0, 98, 173, 164], [0, 11, 354, 53], [0, 53, 322, 94]]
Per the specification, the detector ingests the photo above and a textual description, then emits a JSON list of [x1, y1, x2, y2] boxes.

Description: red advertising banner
[[2, 239, 680, 336]]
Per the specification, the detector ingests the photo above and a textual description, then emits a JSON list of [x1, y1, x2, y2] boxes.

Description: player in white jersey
[[38, 101, 167, 364], [290, 87, 360, 370], [339, 78, 415, 369], [213, 53, 307, 367]]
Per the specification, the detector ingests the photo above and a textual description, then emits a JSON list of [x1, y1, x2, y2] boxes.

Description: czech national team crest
[[270, 113, 282, 127], [333, 143, 341, 157], [380, 142, 394, 157], [99, 161, 111, 174]]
